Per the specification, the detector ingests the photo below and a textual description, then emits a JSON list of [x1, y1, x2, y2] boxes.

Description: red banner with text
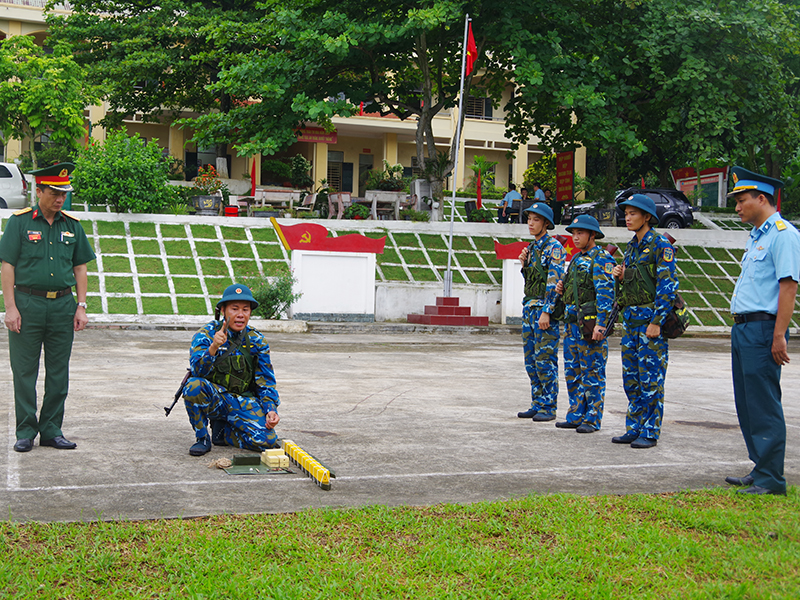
[[556, 152, 574, 203]]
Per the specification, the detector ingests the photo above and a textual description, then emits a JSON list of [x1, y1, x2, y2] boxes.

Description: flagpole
[[444, 14, 471, 298]]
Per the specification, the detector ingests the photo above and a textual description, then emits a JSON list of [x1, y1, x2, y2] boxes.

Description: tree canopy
[[0, 35, 96, 169]]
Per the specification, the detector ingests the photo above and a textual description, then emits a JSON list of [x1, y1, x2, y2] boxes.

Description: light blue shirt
[[500, 190, 522, 208], [534, 188, 546, 202], [731, 212, 800, 315]]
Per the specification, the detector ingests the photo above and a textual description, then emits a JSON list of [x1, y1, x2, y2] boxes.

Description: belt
[[15, 285, 72, 299], [732, 312, 776, 325]]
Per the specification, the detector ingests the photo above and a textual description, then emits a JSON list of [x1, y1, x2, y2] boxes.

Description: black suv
[[564, 188, 695, 229], [614, 188, 694, 229]]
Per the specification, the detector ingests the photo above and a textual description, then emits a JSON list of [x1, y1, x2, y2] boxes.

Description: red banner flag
[[476, 168, 482, 209], [250, 158, 257, 196], [466, 23, 477, 75]]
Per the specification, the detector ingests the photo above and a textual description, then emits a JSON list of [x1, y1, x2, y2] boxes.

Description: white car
[[0, 162, 29, 209]]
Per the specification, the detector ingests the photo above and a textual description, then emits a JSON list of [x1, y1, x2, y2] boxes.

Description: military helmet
[[216, 283, 259, 310], [522, 202, 555, 230], [617, 193, 658, 226], [565, 214, 604, 239]]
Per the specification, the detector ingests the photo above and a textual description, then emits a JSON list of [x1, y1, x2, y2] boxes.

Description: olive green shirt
[[0, 205, 95, 290]]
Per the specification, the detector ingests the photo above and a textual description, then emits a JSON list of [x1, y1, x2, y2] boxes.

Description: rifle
[[165, 368, 191, 417], [602, 244, 620, 339]]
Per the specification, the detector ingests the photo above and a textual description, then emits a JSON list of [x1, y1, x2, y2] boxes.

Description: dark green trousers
[[9, 291, 76, 441]]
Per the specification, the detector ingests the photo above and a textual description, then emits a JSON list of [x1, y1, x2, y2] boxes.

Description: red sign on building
[[556, 152, 574, 203], [296, 127, 338, 144]]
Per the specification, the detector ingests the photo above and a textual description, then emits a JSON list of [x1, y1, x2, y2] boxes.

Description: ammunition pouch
[[208, 332, 255, 395]]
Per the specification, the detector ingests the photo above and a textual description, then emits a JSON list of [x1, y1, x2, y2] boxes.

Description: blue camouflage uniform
[[618, 230, 678, 441], [521, 234, 566, 417], [562, 246, 616, 430], [731, 212, 800, 494], [183, 321, 280, 450]]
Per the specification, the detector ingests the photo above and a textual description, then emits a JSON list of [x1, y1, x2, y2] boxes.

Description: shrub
[[468, 207, 495, 223], [344, 203, 370, 219], [399, 208, 430, 222], [248, 273, 302, 320], [73, 129, 178, 213], [290, 155, 313, 189]]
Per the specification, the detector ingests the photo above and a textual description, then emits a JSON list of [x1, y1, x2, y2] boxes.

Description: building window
[[465, 96, 493, 120]]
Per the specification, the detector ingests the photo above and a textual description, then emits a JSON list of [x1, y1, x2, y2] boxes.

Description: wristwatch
[[77, 302, 88, 309]]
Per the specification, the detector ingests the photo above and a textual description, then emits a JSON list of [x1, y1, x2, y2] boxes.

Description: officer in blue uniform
[[516, 203, 566, 422], [611, 194, 678, 448], [182, 284, 281, 456], [726, 167, 800, 496], [554, 215, 615, 433]]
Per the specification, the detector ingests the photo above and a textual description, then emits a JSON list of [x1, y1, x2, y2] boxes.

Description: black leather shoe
[[40, 435, 77, 450], [189, 435, 212, 456], [532, 413, 556, 422], [576, 424, 596, 433], [555, 421, 580, 429], [737, 485, 786, 496], [211, 420, 228, 446], [612, 432, 638, 444], [13, 438, 34, 452], [725, 475, 754, 487], [518, 408, 538, 418], [631, 437, 657, 449]]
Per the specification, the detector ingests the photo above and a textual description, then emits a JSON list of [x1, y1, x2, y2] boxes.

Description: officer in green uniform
[[0, 163, 95, 453]]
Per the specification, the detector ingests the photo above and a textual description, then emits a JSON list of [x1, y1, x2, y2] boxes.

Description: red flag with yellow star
[[466, 23, 477, 75]]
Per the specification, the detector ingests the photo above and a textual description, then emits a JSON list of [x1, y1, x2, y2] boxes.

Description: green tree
[[195, 0, 513, 216], [0, 35, 96, 170], [47, 0, 356, 163], [73, 129, 178, 213], [522, 154, 556, 193], [503, 0, 800, 197]]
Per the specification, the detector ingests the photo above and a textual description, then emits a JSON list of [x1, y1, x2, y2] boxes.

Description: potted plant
[[344, 203, 370, 220], [468, 207, 495, 223], [191, 164, 225, 215]]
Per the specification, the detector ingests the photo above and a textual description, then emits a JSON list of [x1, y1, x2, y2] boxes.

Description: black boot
[[211, 420, 228, 446]]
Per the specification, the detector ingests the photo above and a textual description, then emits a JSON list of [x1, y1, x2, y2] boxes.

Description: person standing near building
[[517, 203, 566, 422], [611, 194, 678, 448], [554, 215, 615, 433], [0, 163, 95, 452], [498, 183, 522, 223], [725, 167, 799, 496]]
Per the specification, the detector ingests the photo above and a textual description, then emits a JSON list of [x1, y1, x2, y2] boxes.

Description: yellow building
[[1, 2, 585, 193]]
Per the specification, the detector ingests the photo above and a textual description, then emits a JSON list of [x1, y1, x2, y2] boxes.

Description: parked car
[[0, 162, 29, 209], [614, 187, 694, 229], [562, 188, 695, 229]]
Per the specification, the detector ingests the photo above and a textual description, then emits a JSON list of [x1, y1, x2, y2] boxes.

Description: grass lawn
[[1, 490, 797, 598]]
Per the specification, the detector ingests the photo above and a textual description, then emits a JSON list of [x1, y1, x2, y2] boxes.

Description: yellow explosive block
[[281, 439, 331, 490]]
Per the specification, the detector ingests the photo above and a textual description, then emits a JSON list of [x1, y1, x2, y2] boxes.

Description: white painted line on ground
[[6, 459, 752, 493]]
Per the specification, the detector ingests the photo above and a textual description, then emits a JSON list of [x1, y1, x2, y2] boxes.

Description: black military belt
[[733, 312, 776, 325], [15, 285, 72, 299]]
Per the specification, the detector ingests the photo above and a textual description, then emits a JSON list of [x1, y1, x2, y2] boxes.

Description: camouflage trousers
[[521, 303, 560, 415], [620, 321, 668, 440], [563, 323, 608, 430], [183, 377, 278, 451]]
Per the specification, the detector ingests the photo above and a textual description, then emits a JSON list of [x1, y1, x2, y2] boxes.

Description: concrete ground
[[1, 327, 798, 522]]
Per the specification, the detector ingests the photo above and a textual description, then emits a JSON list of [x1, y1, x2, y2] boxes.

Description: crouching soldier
[[183, 284, 280, 456], [554, 215, 615, 433]]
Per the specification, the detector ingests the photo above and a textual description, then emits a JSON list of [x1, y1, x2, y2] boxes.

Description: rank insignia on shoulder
[[604, 262, 614, 274], [62, 211, 80, 221], [14, 207, 32, 216], [776, 220, 787, 231], [663, 247, 674, 262]]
